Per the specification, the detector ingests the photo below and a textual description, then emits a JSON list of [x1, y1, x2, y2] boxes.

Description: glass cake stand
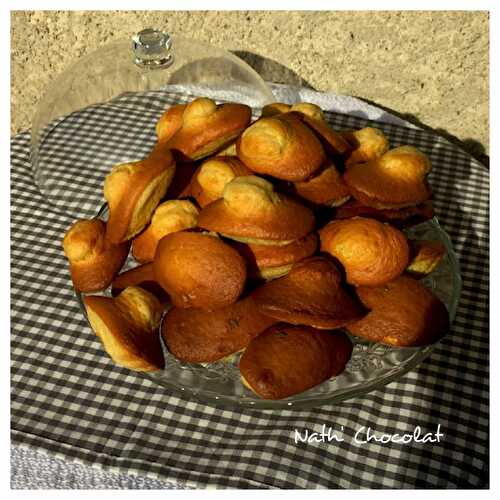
[[78, 207, 462, 410], [30, 28, 274, 216], [41, 28, 461, 409]]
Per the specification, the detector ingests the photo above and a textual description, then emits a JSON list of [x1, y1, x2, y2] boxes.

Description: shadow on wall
[[232, 50, 316, 91], [233, 51, 489, 168]]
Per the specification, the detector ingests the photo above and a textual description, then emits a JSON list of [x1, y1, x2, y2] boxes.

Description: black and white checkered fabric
[[11, 90, 489, 489]]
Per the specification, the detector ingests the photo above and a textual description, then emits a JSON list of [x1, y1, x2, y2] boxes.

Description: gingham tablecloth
[[11, 88, 489, 489]]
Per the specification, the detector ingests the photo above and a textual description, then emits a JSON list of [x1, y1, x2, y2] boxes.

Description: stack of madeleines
[[62, 97, 450, 400]]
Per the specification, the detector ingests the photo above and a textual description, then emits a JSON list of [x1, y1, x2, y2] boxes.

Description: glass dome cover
[[30, 28, 274, 214]]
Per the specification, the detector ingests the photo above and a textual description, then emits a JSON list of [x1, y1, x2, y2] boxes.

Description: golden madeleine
[[320, 217, 409, 286], [104, 146, 176, 244], [343, 146, 432, 209], [252, 256, 366, 329], [84, 286, 165, 371], [231, 232, 318, 280], [346, 275, 450, 347], [153, 231, 247, 309], [62, 219, 130, 293], [406, 240, 446, 278], [341, 127, 390, 166], [162, 297, 276, 363], [156, 103, 187, 143], [132, 200, 199, 263], [164, 97, 252, 161], [290, 102, 325, 121], [260, 102, 351, 157], [189, 156, 253, 208], [240, 325, 353, 400], [293, 162, 350, 207], [198, 176, 315, 245], [237, 112, 325, 181]]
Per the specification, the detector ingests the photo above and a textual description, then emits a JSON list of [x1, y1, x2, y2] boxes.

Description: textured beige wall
[[11, 10, 489, 159]]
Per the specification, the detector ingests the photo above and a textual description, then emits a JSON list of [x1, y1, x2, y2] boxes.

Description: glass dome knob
[[132, 28, 174, 69]]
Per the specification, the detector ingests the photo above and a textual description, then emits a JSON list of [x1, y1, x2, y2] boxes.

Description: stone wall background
[[11, 10, 489, 159]]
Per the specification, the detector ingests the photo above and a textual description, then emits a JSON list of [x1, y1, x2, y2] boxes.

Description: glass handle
[[132, 28, 174, 69]]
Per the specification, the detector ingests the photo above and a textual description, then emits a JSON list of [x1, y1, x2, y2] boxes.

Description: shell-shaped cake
[[237, 112, 325, 181], [62, 218, 130, 292], [84, 287, 165, 371], [153, 231, 247, 310], [343, 146, 432, 209], [162, 297, 276, 363], [189, 156, 252, 207], [320, 217, 410, 286], [163, 97, 252, 160], [346, 275, 450, 347], [132, 200, 199, 263], [252, 256, 366, 329], [240, 325, 353, 399], [342, 127, 390, 166], [104, 147, 176, 243], [198, 176, 315, 244]]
